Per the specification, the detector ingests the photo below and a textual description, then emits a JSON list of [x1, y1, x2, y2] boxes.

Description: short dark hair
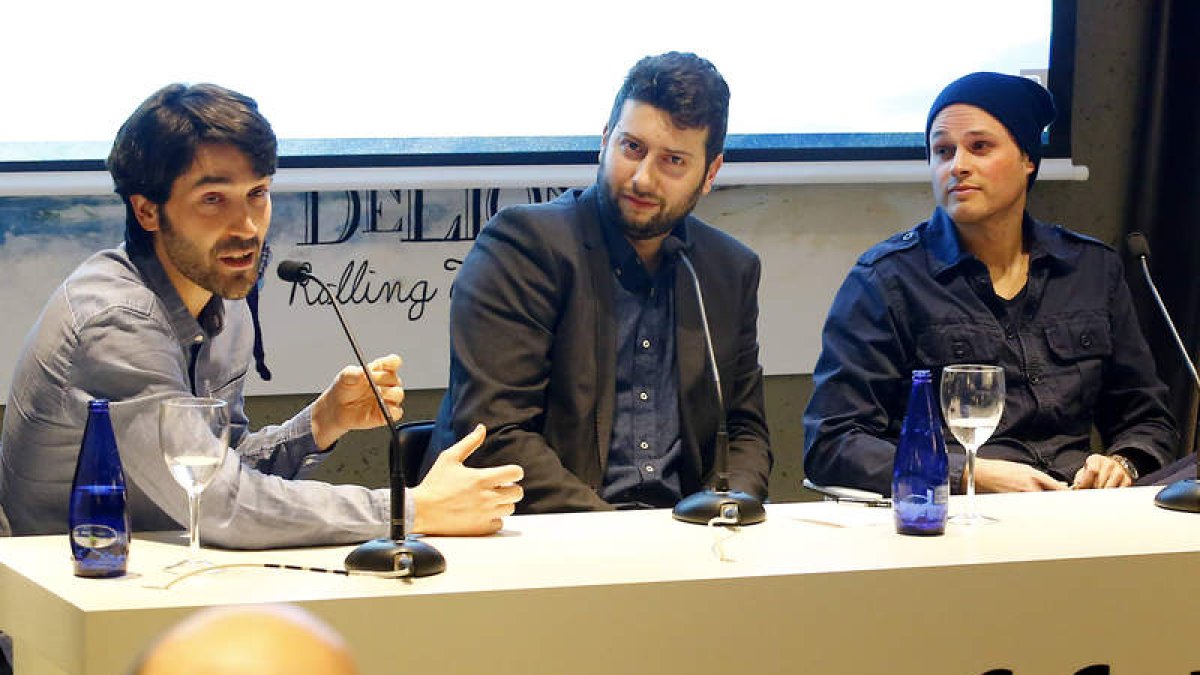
[[606, 52, 730, 166], [107, 83, 278, 253]]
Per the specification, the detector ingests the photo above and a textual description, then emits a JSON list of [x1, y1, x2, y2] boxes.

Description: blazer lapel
[[673, 243, 710, 488], [578, 187, 617, 472]]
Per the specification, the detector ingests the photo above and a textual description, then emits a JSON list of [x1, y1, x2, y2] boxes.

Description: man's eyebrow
[[615, 130, 643, 144], [930, 128, 999, 141], [186, 175, 234, 190], [185, 174, 272, 190]]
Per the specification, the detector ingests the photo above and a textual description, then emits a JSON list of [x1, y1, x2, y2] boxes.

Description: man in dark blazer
[[428, 52, 771, 513]]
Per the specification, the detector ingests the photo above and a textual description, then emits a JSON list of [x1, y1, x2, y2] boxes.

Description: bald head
[[135, 604, 358, 675]]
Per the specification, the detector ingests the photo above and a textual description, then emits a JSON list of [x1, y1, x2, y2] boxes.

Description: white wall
[[0, 182, 936, 401]]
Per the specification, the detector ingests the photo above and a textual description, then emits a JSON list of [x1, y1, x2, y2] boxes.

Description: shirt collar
[[925, 206, 1080, 279], [127, 243, 226, 344]]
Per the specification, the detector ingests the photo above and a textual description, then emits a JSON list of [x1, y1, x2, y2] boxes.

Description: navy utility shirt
[[803, 208, 1178, 495]]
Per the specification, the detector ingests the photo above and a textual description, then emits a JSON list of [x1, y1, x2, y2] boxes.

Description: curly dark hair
[[606, 51, 730, 166]]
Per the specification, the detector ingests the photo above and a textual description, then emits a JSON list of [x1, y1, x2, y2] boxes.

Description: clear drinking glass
[[940, 364, 1005, 525], [159, 397, 229, 572]]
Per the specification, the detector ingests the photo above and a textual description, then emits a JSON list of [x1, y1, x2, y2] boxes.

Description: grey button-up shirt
[[0, 245, 389, 548]]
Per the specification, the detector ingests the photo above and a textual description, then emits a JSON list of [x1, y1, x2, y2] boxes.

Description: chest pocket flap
[[1044, 315, 1112, 362], [915, 325, 1001, 367]]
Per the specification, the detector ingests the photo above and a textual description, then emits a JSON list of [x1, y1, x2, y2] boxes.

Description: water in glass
[[159, 397, 229, 572], [940, 364, 1005, 525]]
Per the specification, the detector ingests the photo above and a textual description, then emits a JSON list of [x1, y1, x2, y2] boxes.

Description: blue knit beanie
[[925, 72, 1056, 189]]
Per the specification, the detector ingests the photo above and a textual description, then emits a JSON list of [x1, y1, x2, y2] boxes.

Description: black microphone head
[[1126, 232, 1151, 260], [276, 260, 313, 284], [660, 235, 692, 261]]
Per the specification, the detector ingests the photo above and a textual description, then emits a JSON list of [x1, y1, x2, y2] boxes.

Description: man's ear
[[701, 154, 724, 195], [129, 195, 161, 233]]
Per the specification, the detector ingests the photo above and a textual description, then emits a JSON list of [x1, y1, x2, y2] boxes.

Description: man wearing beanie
[[803, 72, 1177, 496]]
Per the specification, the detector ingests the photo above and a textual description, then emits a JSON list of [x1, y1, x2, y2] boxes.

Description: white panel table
[[2, 487, 1199, 674]]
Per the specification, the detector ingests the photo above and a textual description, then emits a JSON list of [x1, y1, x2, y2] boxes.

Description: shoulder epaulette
[[857, 228, 921, 266], [1049, 223, 1114, 251]]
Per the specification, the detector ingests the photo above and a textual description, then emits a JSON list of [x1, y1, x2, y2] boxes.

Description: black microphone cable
[[148, 559, 414, 591]]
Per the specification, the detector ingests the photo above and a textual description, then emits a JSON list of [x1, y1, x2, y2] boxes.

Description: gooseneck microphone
[[663, 240, 766, 526], [1128, 234, 1200, 391], [277, 260, 446, 575], [1126, 234, 1200, 513]]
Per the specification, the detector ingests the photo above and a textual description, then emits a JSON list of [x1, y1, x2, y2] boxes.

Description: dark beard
[[158, 208, 261, 300], [596, 160, 705, 242]]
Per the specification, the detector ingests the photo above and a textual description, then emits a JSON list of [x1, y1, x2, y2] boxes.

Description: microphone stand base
[[672, 490, 766, 526], [1154, 479, 1200, 513], [345, 536, 447, 577]]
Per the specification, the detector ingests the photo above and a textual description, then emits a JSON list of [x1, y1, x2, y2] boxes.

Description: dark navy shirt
[[598, 221, 684, 508], [803, 208, 1178, 495]]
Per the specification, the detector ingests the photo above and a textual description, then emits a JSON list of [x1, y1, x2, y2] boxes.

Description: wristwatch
[[1111, 454, 1139, 482]]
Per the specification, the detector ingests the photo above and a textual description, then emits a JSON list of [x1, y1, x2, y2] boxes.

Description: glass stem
[[188, 490, 201, 560], [965, 446, 978, 516]]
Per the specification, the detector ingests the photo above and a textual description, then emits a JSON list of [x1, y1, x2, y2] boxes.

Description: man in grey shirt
[[0, 83, 523, 548]]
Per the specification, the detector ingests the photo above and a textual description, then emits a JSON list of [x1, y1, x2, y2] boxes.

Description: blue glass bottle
[[68, 399, 130, 577], [892, 370, 949, 535]]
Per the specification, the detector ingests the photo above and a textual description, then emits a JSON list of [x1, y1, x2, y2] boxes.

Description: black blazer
[[428, 187, 771, 513]]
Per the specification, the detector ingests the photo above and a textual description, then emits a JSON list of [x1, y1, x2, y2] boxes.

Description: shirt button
[[1079, 333, 1093, 348], [639, 391, 648, 401], [193, 335, 204, 344], [641, 339, 651, 349], [902, 232, 914, 241], [1005, 326, 1017, 340], [639, 441, 649, 450], [644, 465, 655, 474]]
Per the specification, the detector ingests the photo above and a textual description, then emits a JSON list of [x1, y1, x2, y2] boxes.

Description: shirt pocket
[[1042, 314, 1111, 418], [914, 324, 1001, 368]]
